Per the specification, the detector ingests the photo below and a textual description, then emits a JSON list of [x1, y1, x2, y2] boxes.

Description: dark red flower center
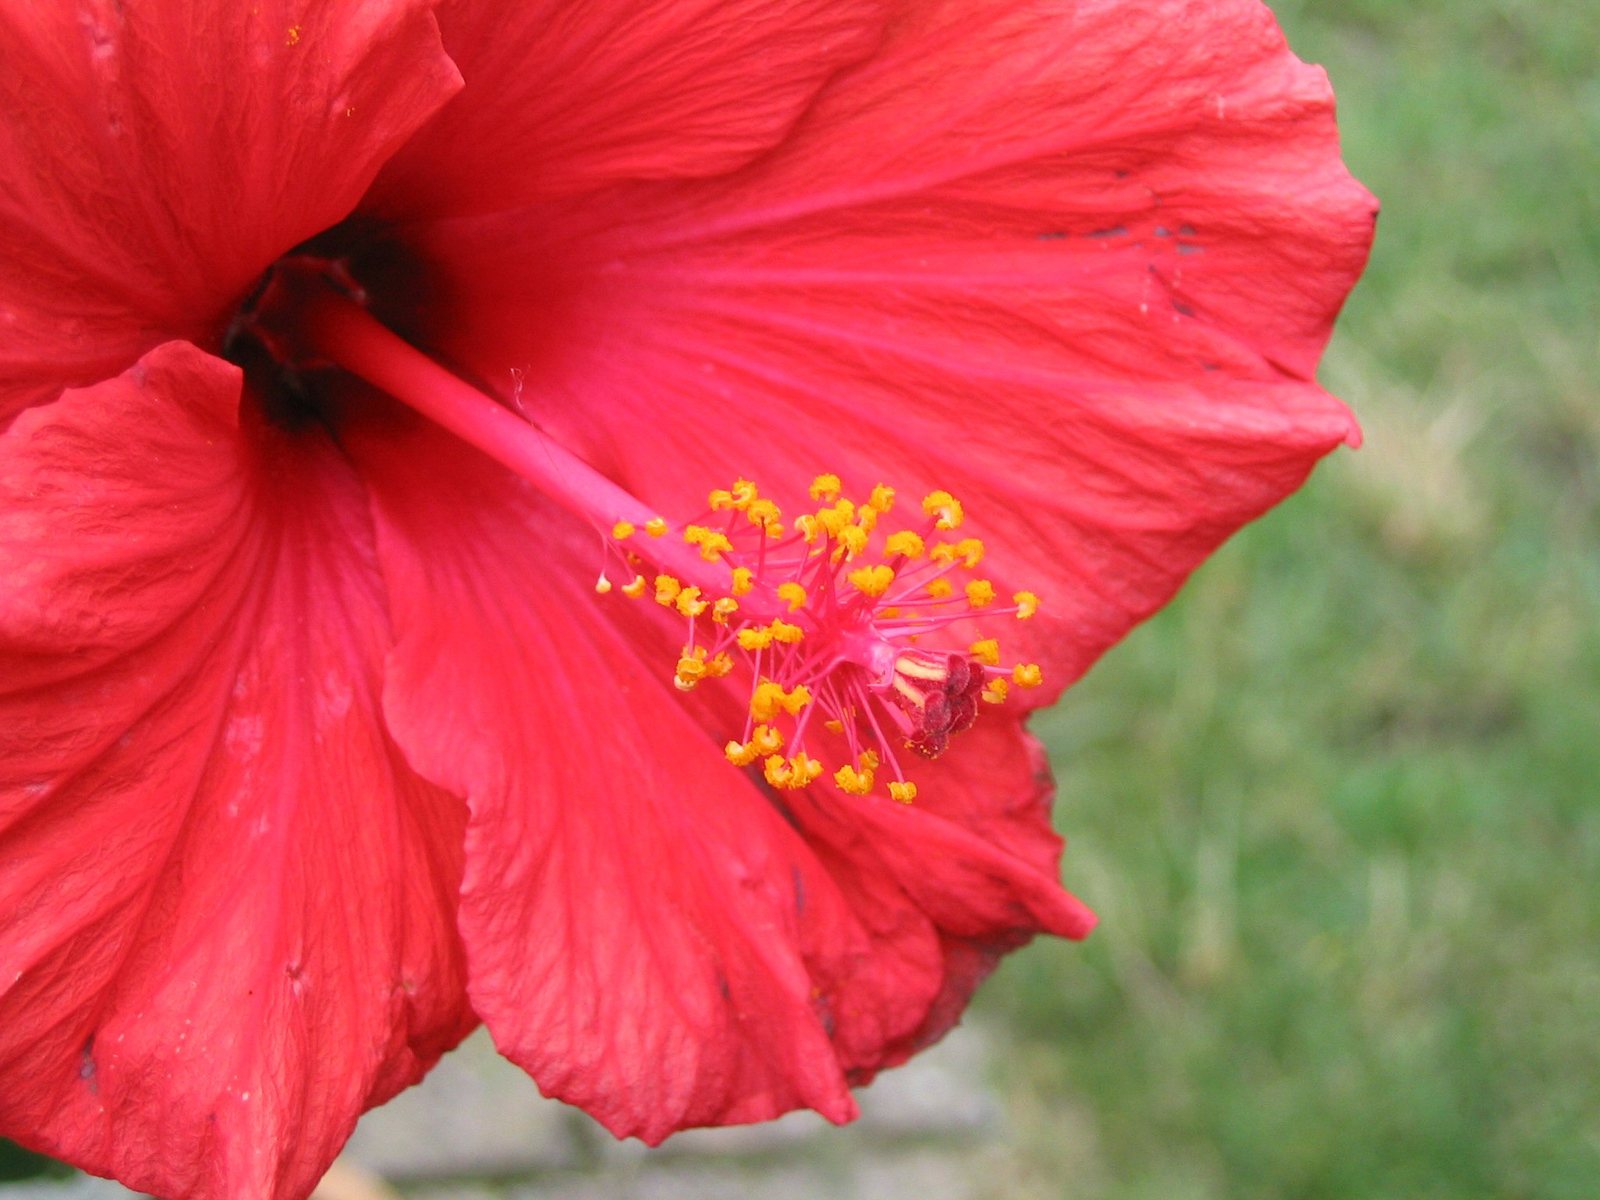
[[221, 220, 435, 430]]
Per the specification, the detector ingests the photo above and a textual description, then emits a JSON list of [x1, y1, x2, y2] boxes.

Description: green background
[[982, 1, 1600, 1196]]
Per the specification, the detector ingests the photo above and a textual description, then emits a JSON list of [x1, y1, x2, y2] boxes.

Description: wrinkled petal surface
[[366, 0, 888, 218], [0, 345, 472, 1200], [347, 415, 865, 1142], [345, 412, 1095, 1134], [403, 0, 1375, 691], [0, 0, 459, 421]]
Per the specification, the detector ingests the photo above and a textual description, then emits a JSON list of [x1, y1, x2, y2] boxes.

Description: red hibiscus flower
[[0, 1, 1375, 1197]]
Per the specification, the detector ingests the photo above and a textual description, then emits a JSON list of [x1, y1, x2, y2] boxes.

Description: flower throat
[[271, 275, 1045, 802]]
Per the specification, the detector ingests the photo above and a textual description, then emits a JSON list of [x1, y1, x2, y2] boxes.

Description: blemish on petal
[[79, 1036, 98, 1092]]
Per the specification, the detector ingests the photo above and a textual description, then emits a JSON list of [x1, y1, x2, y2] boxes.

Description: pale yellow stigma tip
[[594, 575, 613, 594], [621, 574, 647, 599]]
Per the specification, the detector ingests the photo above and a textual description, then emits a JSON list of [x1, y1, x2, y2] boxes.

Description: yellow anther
[[921, 490, 964, 530], [712, 596, 740, 623], [966, 579, 997, 608], [789, 753, 823, 786], [769, 619, 805, 645], [931, 539, 984, 568], [612, 520, 636, 539], [927, 578, 954, 599], [675, 648, 709, 690], [738, 626, 775, 652], [1013, 590, 1040, 619], [706, 652, 734, 678], [888, 781, 918, 803], [848, 564, 895, 598], [816, 499, 855, 537], [621, 574, 648, 599], [750, 681, 787, 722], [729, 478, 759, 509], [644, 517, 669, 537], [746, 498, 783, 534], [810, 473, 843, 501], [725, 740, 759, 766], [834, 764, 875, 795], [594, 574, 613, 595], [885, 530, 925, 559], [823, 719, 845, 734], [969, 638, 1001, 666], [654, 575, 682, 606], [833, 525, 869, 561], [731, 566, 754, 596], [1012, 662, 1044, 688], [776, 582, 808, 612], [684, 525, 734, 562], [856, 505, 879, 534], [750, 724, 785, 755], [795, 513, 821, 543], [982, 677, 1010, 704], [708, 488, 734, 511], [779, 684, 812, 716], [881, 606, 901, 618], [866, 484, 896, 513], [762, 754, 794, 788], [762, 753, 818, 789], [859, 748, 881, 771], [675, 586, 709, 618]]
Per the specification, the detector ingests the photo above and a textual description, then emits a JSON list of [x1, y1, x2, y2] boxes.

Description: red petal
[[0, 344, 472, 1200], [399, 0, 1374, 689], [347, 416, 882, 1143], [0, 0, 460, 424], [364, 0, 888, 218]]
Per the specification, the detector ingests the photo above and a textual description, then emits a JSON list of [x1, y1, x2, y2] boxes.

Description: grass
[[980, 2, 1600, 1197]]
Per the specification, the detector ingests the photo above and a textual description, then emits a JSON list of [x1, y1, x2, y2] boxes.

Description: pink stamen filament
[[293, 281, 789, 618], [292, 278, 1022, 795]]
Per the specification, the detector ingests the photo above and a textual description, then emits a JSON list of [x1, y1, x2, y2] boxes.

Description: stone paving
[[1, 1023, 1021, 1200]]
